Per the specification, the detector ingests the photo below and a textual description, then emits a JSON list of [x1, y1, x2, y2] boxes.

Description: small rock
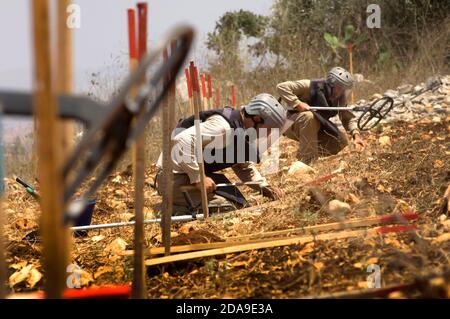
[[439, 214, 447, 222], [444, 96, 450, 106], [287, 161, 316, 175], [397, 84, 413, 94], [432, 117, 441, 123], [91, 235, 105, 242], [371, 93, 382, 100], [413, 85, 423, 93], [5, 209, 15, 216], [384, 89, 399, 98], [328, 200, 351, 219], [105, 238, 128, 255], [378, 136, 391, 146]]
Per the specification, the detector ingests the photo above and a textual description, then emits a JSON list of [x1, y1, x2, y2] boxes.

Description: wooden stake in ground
[[189, 62, 209, 219], [145, 225, 417, 267], [200, 73, 208, 110], [215, 87, 220, 109], [124, 211, 418, 257], [161, 39, 178, 256], [0, 119, 5, 299], [231, 84, 237, 108], [161, 46, 175, 257], [348, 42, 354, 104], [130, 2, 147, 299], [32, 0, 67, 298], [56, 0, 75, 160], [170, 40, 178, 118]]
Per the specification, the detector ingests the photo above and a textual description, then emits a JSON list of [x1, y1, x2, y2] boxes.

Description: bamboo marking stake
[[32, 0, 67, 298], [189, 62, 209, 219], [123, 211, 418, 256], [348, 42, 354, 104], [169, 40, 178, 125], [145, 225, 417, 267], [56, 0, 75, 160], [231, 84, 236, 108], [207, 74, 213, 111], [131, 2, 147, 299], [200, 73, 208, 110], [227, 211, 419, 242], [215, 87, 220, 109], [161, 46, 175, 257], [0, 110, 5, 298], [170, 40, 177, 118]]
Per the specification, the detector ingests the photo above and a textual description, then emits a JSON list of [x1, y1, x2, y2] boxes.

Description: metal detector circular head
[[357, 96, 394, 131]]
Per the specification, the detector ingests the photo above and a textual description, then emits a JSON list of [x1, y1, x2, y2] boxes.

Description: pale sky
[[0, 0, 273, 92]]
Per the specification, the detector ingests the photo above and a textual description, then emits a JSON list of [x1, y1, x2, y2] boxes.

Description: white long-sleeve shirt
[[156, 114, 268, 188]]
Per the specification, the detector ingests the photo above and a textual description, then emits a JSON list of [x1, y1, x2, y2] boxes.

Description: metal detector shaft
[[70, 214, 205, 231], [308, 106, 354, 111], [179, 181, 263, 192]]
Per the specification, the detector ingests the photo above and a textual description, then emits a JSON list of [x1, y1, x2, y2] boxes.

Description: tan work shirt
[[276, 79, 359, 136], [156, 114, 268, 188]]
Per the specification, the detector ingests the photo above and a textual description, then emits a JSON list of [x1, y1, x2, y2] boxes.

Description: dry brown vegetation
[[3, 83, 449, 297]]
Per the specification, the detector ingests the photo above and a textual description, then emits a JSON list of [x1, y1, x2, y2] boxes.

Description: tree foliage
[[207, 0, 450, 76]]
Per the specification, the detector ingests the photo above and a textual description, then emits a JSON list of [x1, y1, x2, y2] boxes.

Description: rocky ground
[[2, 75, 450, 298]]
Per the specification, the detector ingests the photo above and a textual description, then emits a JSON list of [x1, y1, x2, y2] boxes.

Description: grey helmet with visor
[[327, 67, 354, 89], [243, 93, 287, 129]]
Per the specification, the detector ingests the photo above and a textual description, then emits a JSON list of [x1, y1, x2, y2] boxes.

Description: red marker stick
[[185, 69, 192, 98], [127, 9, 137, 61], [201, 73, 207, 98], [231, 84, 236, 108], [207, 74, 212, 98]]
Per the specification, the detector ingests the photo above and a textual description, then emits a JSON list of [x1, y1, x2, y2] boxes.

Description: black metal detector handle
[[0, 92, 106, 129], [287, 107, 342, 138], [15, 177, 41, 200], [63, 25, 194, 223], [15, 176, 33, 189]]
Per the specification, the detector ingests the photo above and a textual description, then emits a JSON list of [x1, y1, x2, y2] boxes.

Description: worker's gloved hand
[[195, 176, 216, 193], [260, 185, 284, 200]]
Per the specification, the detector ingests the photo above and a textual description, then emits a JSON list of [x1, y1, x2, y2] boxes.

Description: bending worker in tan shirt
[[276, 67, 365, 164], [155, 94, 286, 215]]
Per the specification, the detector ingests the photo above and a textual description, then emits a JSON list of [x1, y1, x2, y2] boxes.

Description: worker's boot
[[317, 129, 349, 156]]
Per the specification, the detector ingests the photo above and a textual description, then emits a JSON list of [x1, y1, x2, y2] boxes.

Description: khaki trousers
[[284, 111, 349, 164]]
